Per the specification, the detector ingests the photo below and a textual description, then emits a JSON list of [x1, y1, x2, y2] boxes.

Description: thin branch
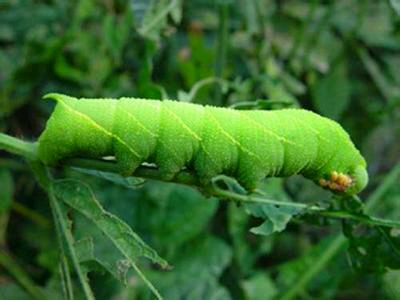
[[0, 133, 38, 160], [186, 77, 228, 102], [49, 187, 96, 300], [65, 158, 199, 186], [212, 188, 400, 229], [3, 133, 400, 231], [66, 157, 400, 229], [30, 161, 95, 300]]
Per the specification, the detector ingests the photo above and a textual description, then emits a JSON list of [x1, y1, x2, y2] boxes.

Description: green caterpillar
[[37, 93, 368, 195]]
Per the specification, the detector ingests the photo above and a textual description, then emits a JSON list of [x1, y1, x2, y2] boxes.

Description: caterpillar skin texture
[[38, 93, 368, 195]]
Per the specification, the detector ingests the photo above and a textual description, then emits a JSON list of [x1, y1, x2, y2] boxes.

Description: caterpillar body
[[38, 93, 368, 195]]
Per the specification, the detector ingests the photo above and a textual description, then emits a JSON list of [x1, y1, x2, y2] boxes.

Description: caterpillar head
[[319, 165, 368, 195]]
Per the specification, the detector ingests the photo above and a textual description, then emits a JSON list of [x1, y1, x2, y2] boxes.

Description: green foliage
[[132, 236, 232, 299], [1, 0, 400, 299], [52, 180, 168, 268]]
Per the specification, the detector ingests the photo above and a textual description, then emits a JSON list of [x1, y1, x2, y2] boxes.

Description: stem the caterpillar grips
[[37, 93, 368, 195]]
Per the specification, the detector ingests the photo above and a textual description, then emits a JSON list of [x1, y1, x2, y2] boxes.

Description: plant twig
[[2, 133, 400, 299], [211, 188, 400, 229], [65, 158, 200, 186], [0, 133, 37, 160], [30, 161, 95, 300], [66, 158, 400, 228], [49, 186, 95, 300], [186, 77, 228, 102], [2, 133, 400, 230]]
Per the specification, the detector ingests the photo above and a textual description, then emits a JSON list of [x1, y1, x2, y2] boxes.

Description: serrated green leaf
[[52, 179, 169, 269], [52, 179, 166, 299], [48, 183, 95, 300]]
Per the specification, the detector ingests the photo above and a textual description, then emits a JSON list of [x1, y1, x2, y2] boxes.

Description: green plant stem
[[316, 210, 400, 228], [66, 158, 200, 186], [48, 187, 95, 300], [2, 133, 400, 229], [67, 158, 400, 228], [212, 188, 311, 209], [280, 161, 400, 300], [29, 161, 95, 300], [59, 254, 74, 300], [211, 188, 400, 228], [0, 250, 46, 300], [2, 134, 400, 299], [130, 261, 163, 300], [186, 77, 227, 102], [0, 133, 38, 160]]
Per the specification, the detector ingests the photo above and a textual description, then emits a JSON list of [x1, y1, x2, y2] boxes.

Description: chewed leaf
[[52, 179, 169, 269], [245, 203, 304, 235], [75, 237, 131, 284]]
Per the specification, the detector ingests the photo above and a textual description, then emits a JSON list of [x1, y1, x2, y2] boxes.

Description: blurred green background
[[1, 0, 400, 299]]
